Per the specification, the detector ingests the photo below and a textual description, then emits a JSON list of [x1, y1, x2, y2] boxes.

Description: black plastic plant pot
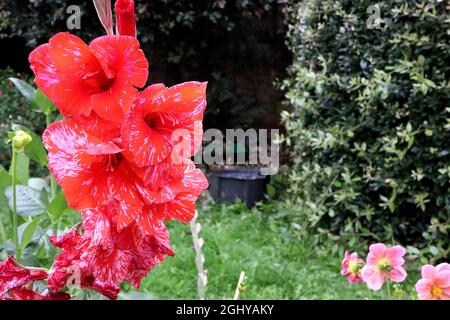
[[208, 167, 269, 208]]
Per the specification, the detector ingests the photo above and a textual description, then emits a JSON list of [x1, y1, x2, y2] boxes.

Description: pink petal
[[436, 263, 450, 273], [421, 264, 437, 280], [349, 252, 358, 260], [386, 245, 406, 266], [434, 270, 450, 288], [441, 287, 450, 299], [367, 243, 387, 264], [415, 278, 432, 300], [388, 266, 407, 283], [361, 265, 386, 291]]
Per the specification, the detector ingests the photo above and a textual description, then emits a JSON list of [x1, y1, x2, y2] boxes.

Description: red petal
[[163, 193, 197, 224], [75, 111, 121, 141], [108, 161, 146, 207], [48, 33, 97, 75], [137, 205, 165, 235], [141, 82, 207, 119], [0, 257, 48, 297], [29, 33, 148, 122], [29, 44, 90, 117], [117, 202, 140, 231], [89, 35, 148, 88], [162, 162, 209, 200], [121, 82, 207, 165], [90, 90, 124, 123], [9, 287, 45, 300], [121, 106, 172, 166], [43, 119, 123, 209]]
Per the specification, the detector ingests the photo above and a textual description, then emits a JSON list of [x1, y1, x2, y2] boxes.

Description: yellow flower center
[[377, 258, 391, 272], [348, 261, 358, 273], [431, 286, 442, 298], [347, 260, 363, 275]]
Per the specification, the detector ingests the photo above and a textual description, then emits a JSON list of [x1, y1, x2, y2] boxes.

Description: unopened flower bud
[[115, 0, 136, 37], [12, 130, 32, 152]]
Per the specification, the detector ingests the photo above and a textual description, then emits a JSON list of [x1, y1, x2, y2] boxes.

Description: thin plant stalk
[[0, 217, 7, 244], [233, 271, 246, 300], [386, 279, 392, 299], [46, 112, 58, 235], [191, 211, 207, 300], [10, 149, 20, 261], [366, 287, 373, 300]]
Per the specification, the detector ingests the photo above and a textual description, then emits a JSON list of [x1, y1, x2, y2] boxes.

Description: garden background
[[0, 0, 448, 299]]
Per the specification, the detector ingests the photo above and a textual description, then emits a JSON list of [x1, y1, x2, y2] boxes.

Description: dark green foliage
[[0, 0, 278, 60], [205, 72, 264, 130], [281, 0, 450, 259], [0, 69, 47, 175], [0, 0, 287, 130]]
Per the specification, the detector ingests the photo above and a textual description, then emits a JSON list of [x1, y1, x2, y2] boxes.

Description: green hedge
[[281, 0, 450, 259]]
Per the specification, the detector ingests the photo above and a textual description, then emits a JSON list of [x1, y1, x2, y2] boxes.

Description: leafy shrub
[[280, 0, 450, 260], [0, 68, 47, 175], [205, 72, 264, 130], [0, 0, 286, 130], [0, 0, 279, 59]]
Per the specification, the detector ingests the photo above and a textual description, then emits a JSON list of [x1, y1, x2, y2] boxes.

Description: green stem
[[386, 279, 392, 300], [366, 287, 373, 300], [11, 149, 20, 261], [50, 176, 57, 201], [0, 218, 7, 244], [46, 112, 58, 235]]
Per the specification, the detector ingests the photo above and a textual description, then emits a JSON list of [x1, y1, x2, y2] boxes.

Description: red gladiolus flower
[[48, 227, 121, 300], [121, 82, 207, 167], [0, 256, 64, 300], [116, 158, 208, 233], [4, 287, 71, 300], [24, 1, 210, 298], [0, 256, 48, 297], [43, 118, 208, 234], [115, 0, 136, 37], [80, 207, 174, 288], [49, 207, 174, 291], [43, 119, 143, 210], [29, 32, 148, 123]]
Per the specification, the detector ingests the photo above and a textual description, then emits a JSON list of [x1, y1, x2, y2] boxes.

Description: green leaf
[[12, 125, 48, 167], [34, 89, 55, 114], [266, 184, 276, 199], [9, 152, 29, 185], [19, 218, 39, 251], [8, 77, 36, 102], [429, 246, 440, 256], [4, 179, 48, 217], [0, 166, 12, 207], [47, 192, 68, 223]]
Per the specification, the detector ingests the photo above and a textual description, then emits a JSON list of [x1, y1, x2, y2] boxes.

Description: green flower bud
[[393, 284, 404, 298], [12, 130, 32, 153]]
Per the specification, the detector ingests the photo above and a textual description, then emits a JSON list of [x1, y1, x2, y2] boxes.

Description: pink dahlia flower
[[341, 251, 364, 284], [361, 243, 407, 290], [415, 263, 450, 300]]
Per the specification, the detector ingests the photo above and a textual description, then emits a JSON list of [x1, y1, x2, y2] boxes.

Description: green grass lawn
[[133, 201, 419, 300]]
